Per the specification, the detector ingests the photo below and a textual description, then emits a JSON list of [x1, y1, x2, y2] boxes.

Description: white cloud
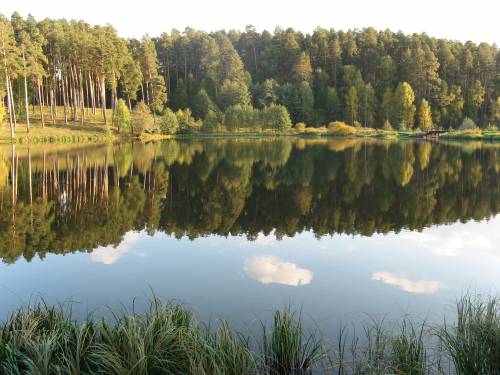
[[244, 256, 313, 286], [372, 271, 444, 295], [90, 232, 141, 265]]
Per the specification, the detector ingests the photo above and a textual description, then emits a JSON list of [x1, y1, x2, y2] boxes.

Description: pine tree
[[325, 87, 342, 121], [297, 81, 314, 124], [192, 88, 217, 119], [345, 86, 359, 125], [0, 15, 20, 139], [121, 57, 142, 110], [292, 52, 312, 83], [140, 35, 161, 105], [360, 83, 376, 127], [12, 13, 47, 132], [218, 80, 251, 110]]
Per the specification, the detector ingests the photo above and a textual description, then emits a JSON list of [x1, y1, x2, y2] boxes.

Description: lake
[[0, 138, 498, 338]]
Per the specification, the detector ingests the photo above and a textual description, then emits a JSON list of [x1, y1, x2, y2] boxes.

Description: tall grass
[[260, 309, 324, 374], [326, 318, 429, 375], [0, 294, 498, 374], [437, 295, 500, 375]]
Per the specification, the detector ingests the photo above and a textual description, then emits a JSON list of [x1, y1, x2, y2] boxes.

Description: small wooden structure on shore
[[423, 129, 447, 139]]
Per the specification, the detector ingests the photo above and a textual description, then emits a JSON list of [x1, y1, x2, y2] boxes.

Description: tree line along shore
[[1, 12, 500, 142]]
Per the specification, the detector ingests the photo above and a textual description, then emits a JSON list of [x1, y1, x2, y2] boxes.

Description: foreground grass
[[0, 295, 498, 374]]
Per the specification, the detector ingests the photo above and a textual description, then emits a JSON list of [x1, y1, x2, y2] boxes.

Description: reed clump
[[0, 294, 498, 374]]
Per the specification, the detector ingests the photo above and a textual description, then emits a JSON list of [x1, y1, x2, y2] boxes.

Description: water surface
[[0, 138, 498, 336]]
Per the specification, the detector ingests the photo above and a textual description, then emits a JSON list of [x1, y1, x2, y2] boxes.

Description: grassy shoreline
[[2, 120, 499, 144], [0, 294, 497, 374]]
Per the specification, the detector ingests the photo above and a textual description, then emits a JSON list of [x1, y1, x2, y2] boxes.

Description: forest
[[1, 12, 500, 138], [0, 139, 497, 263]]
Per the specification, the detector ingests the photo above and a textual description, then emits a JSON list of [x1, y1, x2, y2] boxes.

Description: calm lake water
[[0, 138, 498, 337]]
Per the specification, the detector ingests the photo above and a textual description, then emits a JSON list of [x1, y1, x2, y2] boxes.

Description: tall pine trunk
[[37, 80, 45, 128], [23, 75, 30, 132], [100, 76, 107, 124], [22, 51, 30, 132], [79, 70, 85, 126], [8, 77, 17, 128], [62, 73, 68, 124], [5, 75, 14, 140]]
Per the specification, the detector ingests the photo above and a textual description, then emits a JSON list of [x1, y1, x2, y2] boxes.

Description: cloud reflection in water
[[372, 271, 443, 294], [244, 256, 313, 286]]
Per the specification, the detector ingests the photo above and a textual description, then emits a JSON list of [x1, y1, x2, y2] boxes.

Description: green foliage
[[325, 87, 342, 122], [175, 108, 200, 133], [459, 117, 477, 130], [170, 80, 189, 110], [218, 80, 251, 110], [443, 85, 465, 129], [192, 88, 217, 119], [149, 75, 167, 114], [291, 52, 312, 83], [465, 80, 485, 121], [203, 110, 223, 132], [121, 56, 142, 103], [296, 81, 314, 124], [253, 79, 279, 108], [158, 108, 179, 134], [489, 96, 500, 125], [224, 104, 258, 130], [262, 104, 292, 130], [360, 83, 376, 127], [114, 99, 131, 132], [131, 101, 155, 135], [345, 86, 359, 125], [277, 83, 300, 122], [381, 89, 394, 126]]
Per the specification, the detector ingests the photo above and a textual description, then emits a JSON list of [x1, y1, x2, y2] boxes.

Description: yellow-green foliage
[[131, 101, 155, 135], [294, 122, 307, 132], [302, 127, 327, 134], [114, 99, 131, 132], [327, 121, 358, 135], [383, 120, 393, 131], [0, 106, 6, 126]]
